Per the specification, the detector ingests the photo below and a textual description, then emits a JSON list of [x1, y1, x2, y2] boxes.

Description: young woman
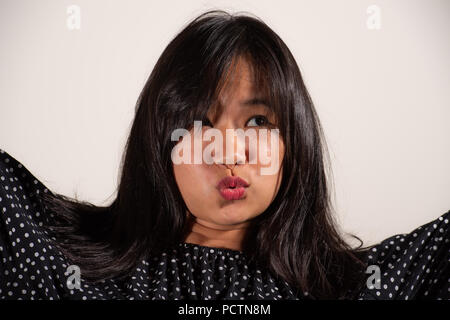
[[0, 10, 448, 300]]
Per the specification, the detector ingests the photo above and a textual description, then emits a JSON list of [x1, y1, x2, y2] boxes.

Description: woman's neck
[[183, 215, 248, 252]]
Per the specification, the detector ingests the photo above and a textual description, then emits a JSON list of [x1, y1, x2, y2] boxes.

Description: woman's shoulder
[[358, 209, 450, 300]]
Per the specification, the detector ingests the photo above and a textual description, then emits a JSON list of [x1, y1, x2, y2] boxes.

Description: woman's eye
[[246, 115, 269, 127]]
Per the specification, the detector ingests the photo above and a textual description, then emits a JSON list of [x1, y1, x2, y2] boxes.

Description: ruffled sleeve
[[357, 209, 450, 300], [0, 148, 69, 299]]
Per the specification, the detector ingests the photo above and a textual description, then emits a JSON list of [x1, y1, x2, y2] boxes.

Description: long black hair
[[39, 10, 372, 299]]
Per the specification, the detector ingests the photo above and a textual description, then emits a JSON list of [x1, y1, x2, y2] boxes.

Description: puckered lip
[[216, 176, 249, 190]]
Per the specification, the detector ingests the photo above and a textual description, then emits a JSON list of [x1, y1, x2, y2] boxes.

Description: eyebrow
[[240, 97, 270, 107], [208, 97, 273, 122]]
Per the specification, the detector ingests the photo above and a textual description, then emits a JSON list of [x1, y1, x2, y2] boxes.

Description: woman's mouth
[[216, 176, 249, 200]]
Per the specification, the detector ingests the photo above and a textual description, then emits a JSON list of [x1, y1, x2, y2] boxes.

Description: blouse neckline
[[179, 241, 245, 255]]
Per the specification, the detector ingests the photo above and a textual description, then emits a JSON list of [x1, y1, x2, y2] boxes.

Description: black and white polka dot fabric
[[0, 148, 449, 300], [357, 210, 450, 300]]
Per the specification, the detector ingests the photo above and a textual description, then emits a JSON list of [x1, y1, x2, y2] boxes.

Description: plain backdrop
[[0, 0, 449, 246]]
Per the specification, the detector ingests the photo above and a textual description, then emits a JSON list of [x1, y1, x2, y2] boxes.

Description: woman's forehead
[[208, 57, 272, 119], [215, 57, 251, 97]]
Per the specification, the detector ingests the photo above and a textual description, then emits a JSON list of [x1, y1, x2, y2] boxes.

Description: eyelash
[[247, 115, 270, 127], [202, 115, 273, 128]]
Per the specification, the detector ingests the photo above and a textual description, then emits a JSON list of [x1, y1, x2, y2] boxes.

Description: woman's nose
[[212, 127, 247, 170], [217, 151, 246, 170]]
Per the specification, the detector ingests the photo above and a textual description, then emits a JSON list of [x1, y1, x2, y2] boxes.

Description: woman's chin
[[211, 210, 253, 227]]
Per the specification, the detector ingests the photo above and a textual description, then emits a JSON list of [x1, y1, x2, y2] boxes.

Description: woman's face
[[172, 59, 285, 231]]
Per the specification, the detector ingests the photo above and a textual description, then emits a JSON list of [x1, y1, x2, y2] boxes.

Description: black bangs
[[198, 53, 275, 127]]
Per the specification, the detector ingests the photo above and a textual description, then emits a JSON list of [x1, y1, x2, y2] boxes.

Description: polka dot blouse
[[0, 149, 449, 300]]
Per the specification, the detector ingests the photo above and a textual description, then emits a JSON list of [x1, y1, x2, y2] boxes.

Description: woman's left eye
[[246, 115, 269, 127]]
